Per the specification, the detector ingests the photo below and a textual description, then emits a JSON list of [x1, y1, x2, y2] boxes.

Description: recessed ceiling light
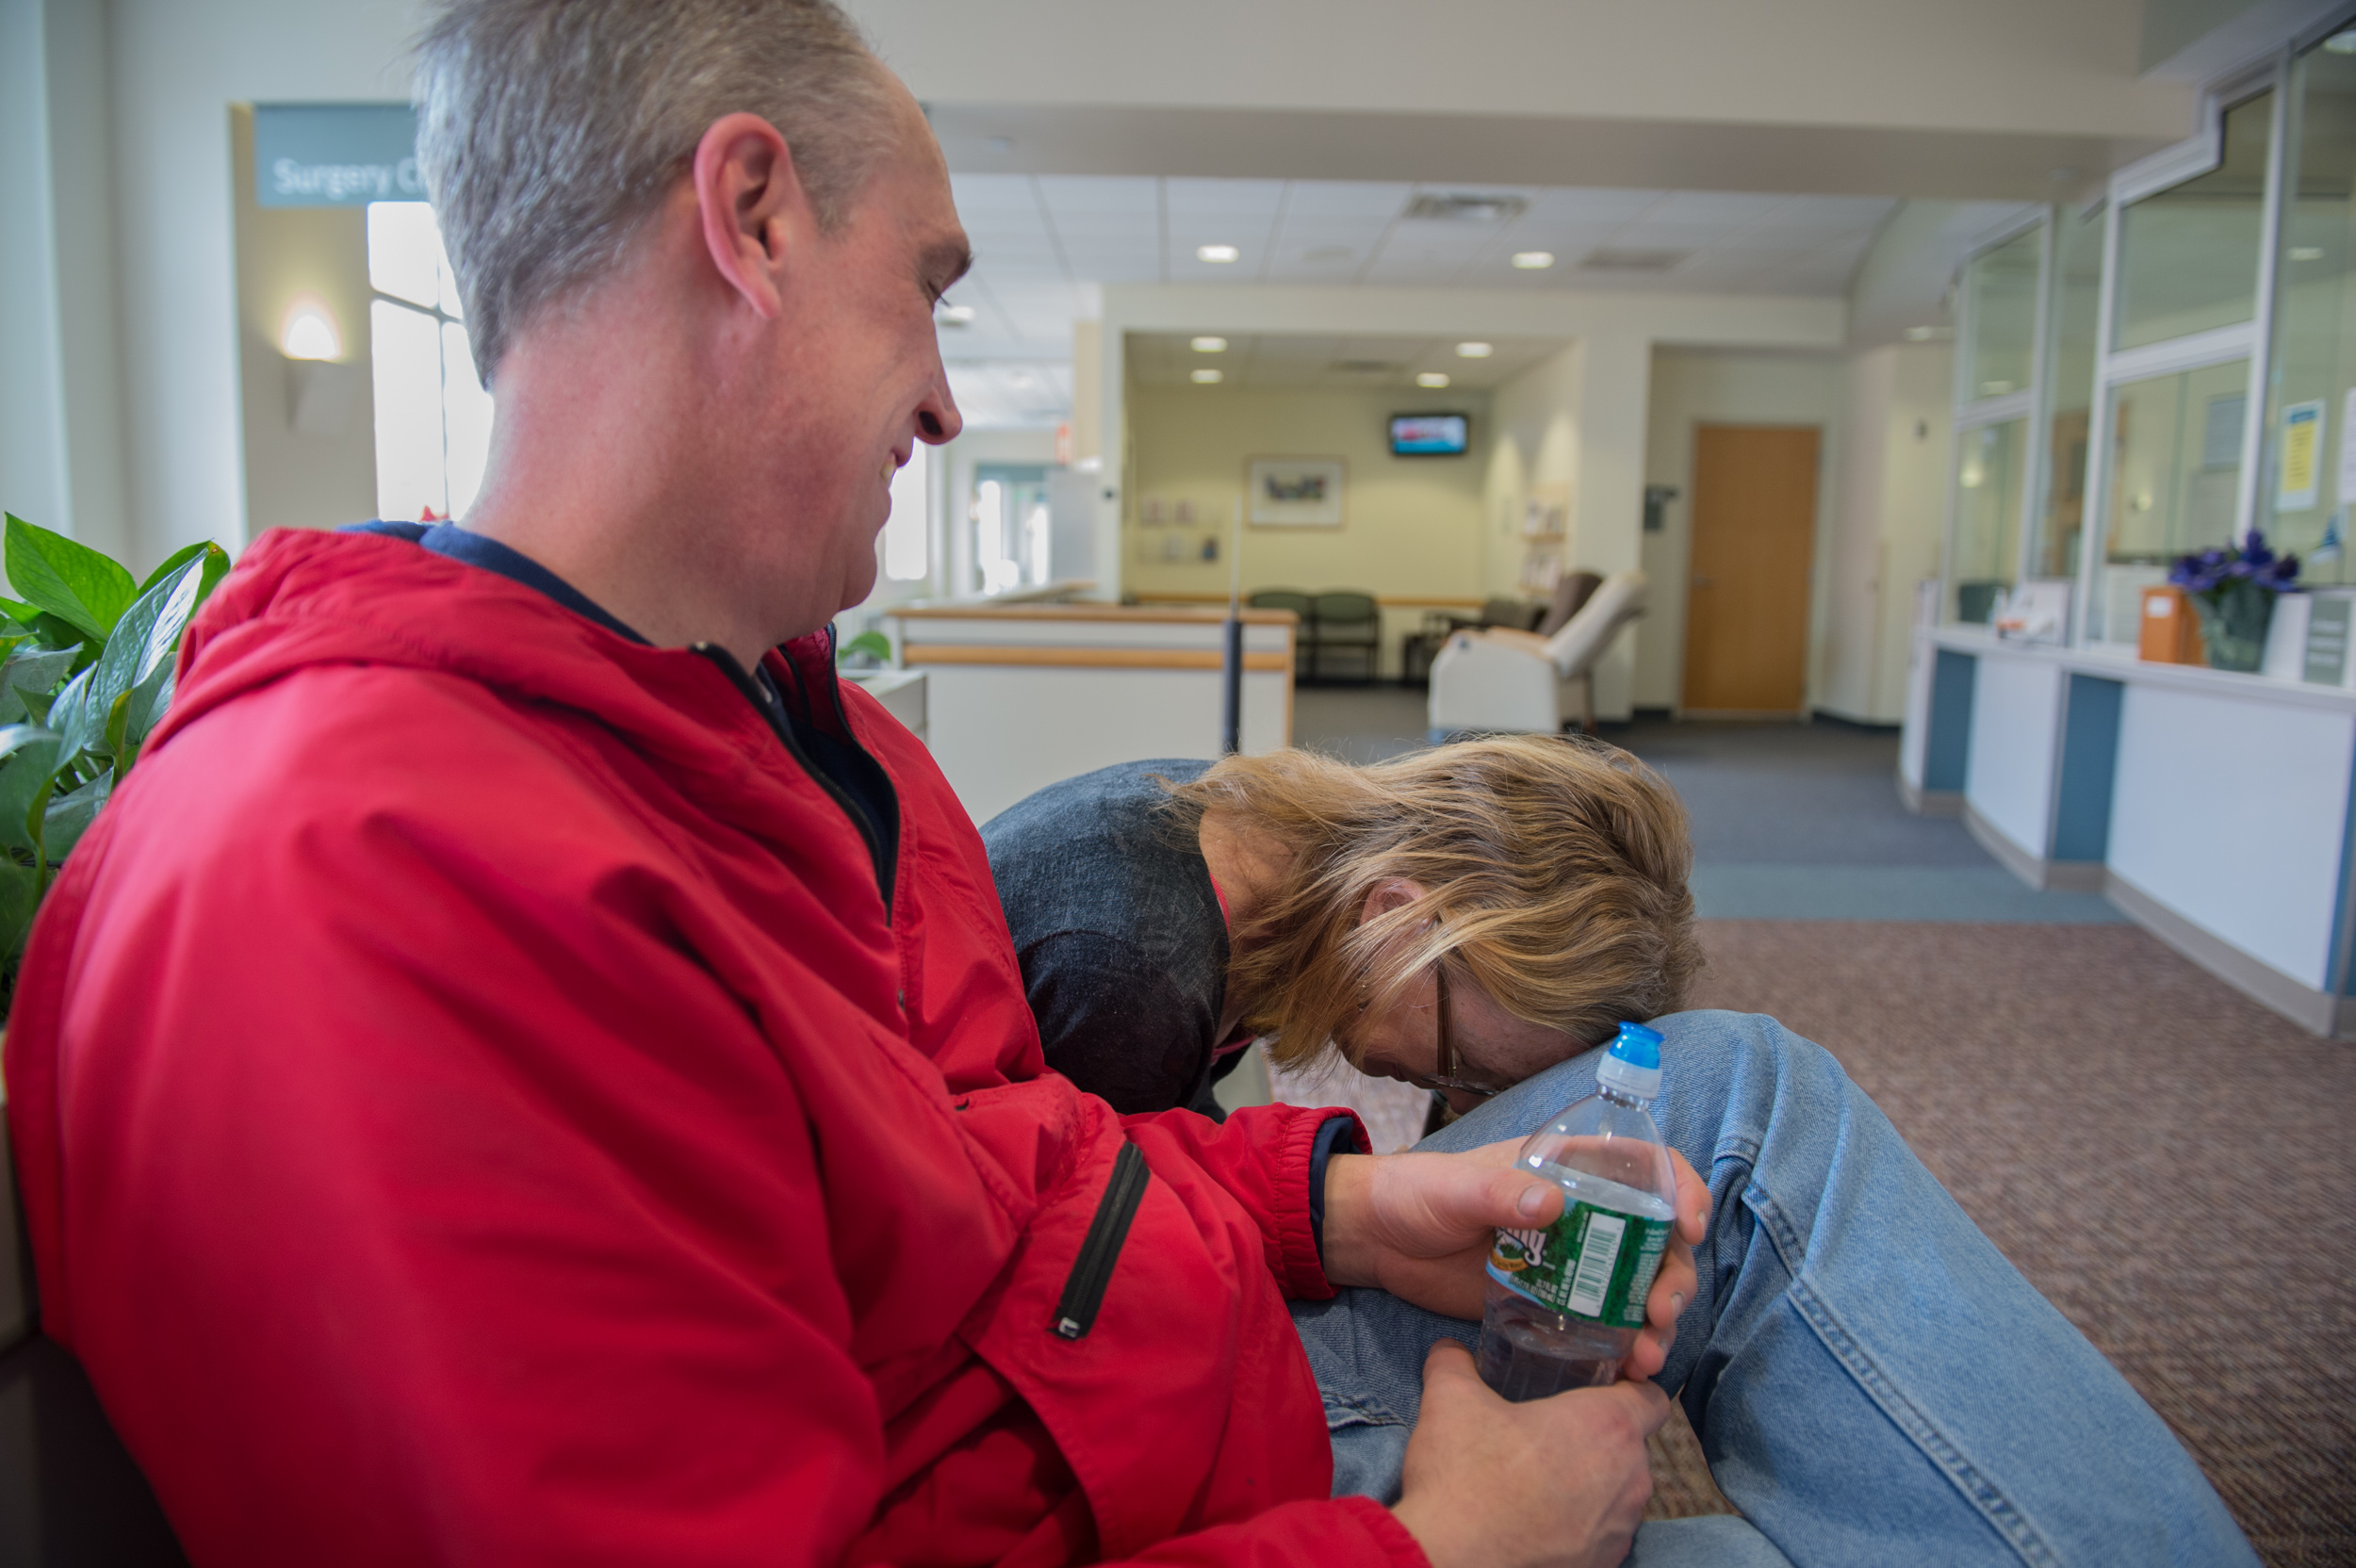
[[1455, 341, 1494, 359], [1197, 244, 1240, 264], [2290, 246, 2326, 262], [1416, 372, 1451, 388], [1511, 252, 1556, 270], [1191, 335, 1229, 352], [1191, 368, 1223, 384], [936, 302, 975, 325]]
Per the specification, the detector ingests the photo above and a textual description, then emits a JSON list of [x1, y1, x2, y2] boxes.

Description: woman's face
[[1342, 963, 1591, 1116]]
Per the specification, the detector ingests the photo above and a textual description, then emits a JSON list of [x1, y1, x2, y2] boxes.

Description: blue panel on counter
[[2053, 675, 2123, 864], [1922, 649, 1977, 792]]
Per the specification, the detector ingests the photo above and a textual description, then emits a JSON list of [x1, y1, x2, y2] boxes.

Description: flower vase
[[2190, 579, 2275, 673]]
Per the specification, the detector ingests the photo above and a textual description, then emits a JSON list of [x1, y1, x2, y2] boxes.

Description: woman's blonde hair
[[1166, 735, 1697, 1069]]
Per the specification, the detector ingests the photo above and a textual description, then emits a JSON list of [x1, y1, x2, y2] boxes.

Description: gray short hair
[[412, 0, 898, 381]]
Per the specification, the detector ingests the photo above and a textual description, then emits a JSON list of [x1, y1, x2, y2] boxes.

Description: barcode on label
[[1566, 1213, 1626, 1316]]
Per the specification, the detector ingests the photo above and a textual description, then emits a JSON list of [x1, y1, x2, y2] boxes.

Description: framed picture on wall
[[1247, 456, 1346, 527]]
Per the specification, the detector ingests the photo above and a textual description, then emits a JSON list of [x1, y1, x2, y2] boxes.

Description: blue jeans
[[1289, 1010, 2258, 1568]]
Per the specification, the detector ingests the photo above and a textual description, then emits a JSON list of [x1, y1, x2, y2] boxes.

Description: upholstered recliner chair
[[1426, 570, 1647, 737]]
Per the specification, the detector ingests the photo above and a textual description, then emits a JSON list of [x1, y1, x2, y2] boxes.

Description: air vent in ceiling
[[1402, 192, 1528, 223], [1330, 359, 1407, 375], [1578, 248, 1691, 272]]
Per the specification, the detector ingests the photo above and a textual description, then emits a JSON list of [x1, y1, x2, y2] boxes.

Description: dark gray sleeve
[[1017, 929, 1216, 1116]]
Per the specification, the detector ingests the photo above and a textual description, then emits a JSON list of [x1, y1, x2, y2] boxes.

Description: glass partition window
[[2031, 205, 2105, 580], [1962, 226, 2044, 400], [2093, 358, 2251, 639], [367, 202, 493, 524], [2259, 38, 2356, 586], [1951, 419, 2028, 622], [971, 465, 1051, 595], [2114, 92, 2275, 351]]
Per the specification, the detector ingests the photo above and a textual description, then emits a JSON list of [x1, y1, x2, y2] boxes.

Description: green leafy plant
[[836, 629, 892, 667], [0, 514, 227, 1010]]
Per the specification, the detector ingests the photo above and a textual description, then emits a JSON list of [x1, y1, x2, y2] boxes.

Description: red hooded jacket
[[3, 529, 1425, 1568]]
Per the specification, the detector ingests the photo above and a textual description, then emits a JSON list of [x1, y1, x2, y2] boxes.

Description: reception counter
[[1900, 625, 2356, 1037], [885, 602, 1296, 825]]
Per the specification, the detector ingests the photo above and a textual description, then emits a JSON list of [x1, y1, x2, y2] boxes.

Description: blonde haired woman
[[981, 735, 1698, 1118], [984, 743, 2255, 1560]]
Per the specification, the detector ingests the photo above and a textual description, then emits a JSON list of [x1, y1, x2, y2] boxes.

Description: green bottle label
[[1487, 1201, 1671, 1329]]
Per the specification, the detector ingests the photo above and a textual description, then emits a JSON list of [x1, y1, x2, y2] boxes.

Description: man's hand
[[1322, 1143, 1710, 1380], [1392, 1341, 1668, 1568]]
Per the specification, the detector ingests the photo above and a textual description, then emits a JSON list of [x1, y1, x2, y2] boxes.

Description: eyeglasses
[[1415, 961, 1503, 1100]]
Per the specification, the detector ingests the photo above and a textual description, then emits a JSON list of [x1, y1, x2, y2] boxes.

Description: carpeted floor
[[1682, 920, 2356, 1566]]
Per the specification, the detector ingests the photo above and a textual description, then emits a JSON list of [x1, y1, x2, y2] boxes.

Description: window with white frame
[[1938, 28, 2356, 651], [366, 203, 494, 524]]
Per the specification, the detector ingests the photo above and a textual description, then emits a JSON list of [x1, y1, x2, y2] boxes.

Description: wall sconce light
[[280, 296, 359, 437]]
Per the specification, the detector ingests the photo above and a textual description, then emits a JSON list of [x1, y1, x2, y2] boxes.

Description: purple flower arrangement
[[2168, 529, 2301, 595], [2168, 529, 2299, 672]]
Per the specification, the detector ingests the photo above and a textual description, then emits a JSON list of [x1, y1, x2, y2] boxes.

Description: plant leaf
[[2, 642, 79, 702], [76, 553, 205, 773], [118, 658, 176, 765], [48, 665, 105, 768], [0, 740, 61, 856], [135, 540, 231, 607], [39, 769, 111, 864], [0, 857, 41, 980], [5, 514, 137, 643]]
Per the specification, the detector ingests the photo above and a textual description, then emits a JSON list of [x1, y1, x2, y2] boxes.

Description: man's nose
[[916, 374, 962, 446]]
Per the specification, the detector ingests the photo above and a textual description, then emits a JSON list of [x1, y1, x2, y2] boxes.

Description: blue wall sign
[[254, 104, 422, 207]]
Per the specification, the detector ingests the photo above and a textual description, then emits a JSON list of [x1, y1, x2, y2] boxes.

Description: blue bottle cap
[[1597, 1021, 1663, 1098]]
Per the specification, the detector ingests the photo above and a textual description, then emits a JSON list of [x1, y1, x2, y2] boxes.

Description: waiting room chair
[[1307, 592, 1381, 684], [1402, 596, 1546, 686], [1535, 570, 1605, 637], [1426, 570, 1647, 737], [1247, 589, 1315, 679]]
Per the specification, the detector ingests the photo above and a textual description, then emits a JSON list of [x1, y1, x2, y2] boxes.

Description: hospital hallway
[[1283, 692, 2356, 1563]]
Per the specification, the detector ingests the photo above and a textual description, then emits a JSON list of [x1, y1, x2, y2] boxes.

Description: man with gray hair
[[2, 3, 2263, 1567], [5, 3, 1705, 1562]]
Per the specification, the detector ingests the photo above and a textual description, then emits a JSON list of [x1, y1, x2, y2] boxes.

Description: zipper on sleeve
[[1051, 1141, 1150, 1341]]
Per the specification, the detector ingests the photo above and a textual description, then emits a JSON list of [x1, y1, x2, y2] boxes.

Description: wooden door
[[1681, 424, 1819, 713]]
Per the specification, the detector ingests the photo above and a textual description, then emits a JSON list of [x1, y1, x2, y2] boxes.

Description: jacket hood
[[158, 527, 839, 810]]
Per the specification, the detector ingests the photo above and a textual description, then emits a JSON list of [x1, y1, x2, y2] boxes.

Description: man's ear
[[690, 112, 815, 320]]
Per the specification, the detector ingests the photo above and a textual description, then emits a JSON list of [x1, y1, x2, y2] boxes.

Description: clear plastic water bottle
[[1477, 1021, 1677, 1402]]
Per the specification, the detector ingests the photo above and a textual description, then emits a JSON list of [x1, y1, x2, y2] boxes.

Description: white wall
[[1820, 341, 1954, 723], [84, 0, 421, 573], [1, 0, 135, 567], [1636, 349, 1846, 712]]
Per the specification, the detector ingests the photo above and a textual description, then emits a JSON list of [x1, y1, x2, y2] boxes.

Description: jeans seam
[[1747, 1183, 2061, 1568], [1322, 1392, 1410, 1429]]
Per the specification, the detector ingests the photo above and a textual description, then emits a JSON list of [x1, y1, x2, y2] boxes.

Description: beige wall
[[1638, 349, 1847, 710], [1126, 383, 1489, 673], [857, 0, 2186, 142], [230, 106, 379, 540]]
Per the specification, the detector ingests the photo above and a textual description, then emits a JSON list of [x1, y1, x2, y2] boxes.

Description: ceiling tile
[[1283, 181, 1416, 219], [1163, 177, 1291, 216]]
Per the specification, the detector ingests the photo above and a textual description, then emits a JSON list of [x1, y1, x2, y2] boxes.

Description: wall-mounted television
[[1389, 412, 1469, 457]]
